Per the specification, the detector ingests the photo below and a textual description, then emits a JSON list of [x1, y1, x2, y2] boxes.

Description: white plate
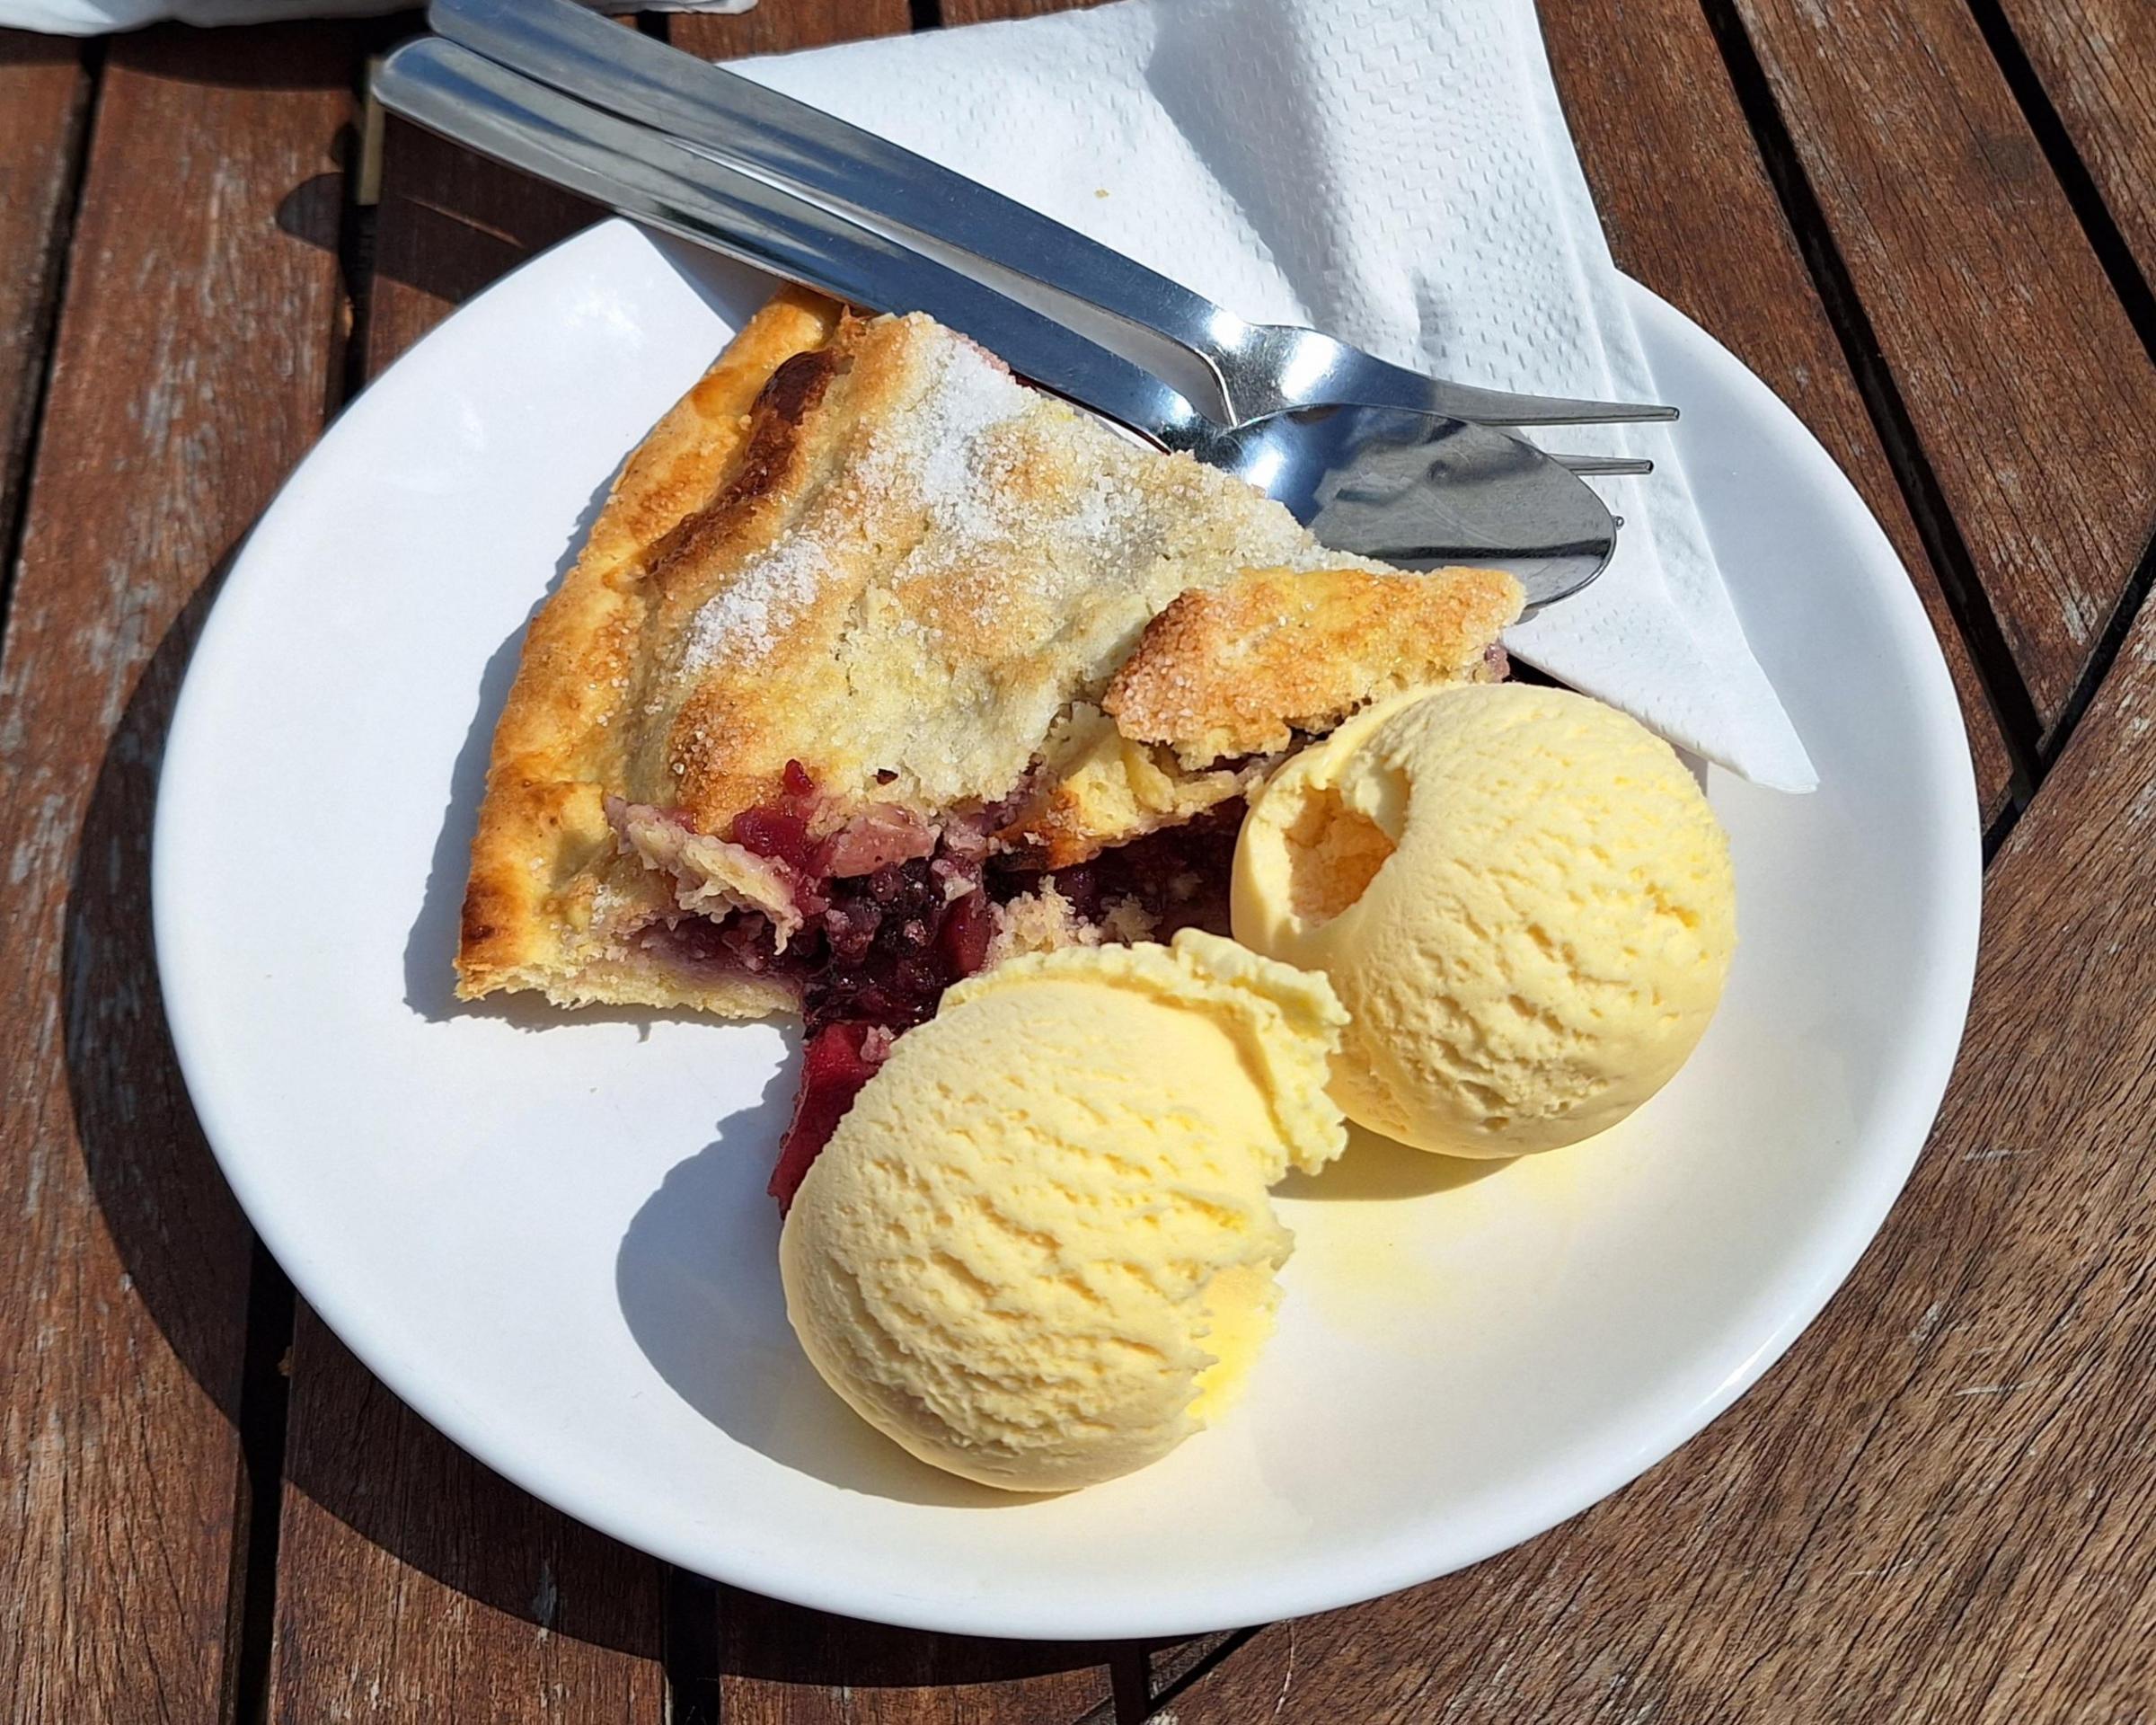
[[155, 219, 1979, 1640]]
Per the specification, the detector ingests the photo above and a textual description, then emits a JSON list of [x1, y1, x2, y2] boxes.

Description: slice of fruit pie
[[456, 288, 1524, 1199]]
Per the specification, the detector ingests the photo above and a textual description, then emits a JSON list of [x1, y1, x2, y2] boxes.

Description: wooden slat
[[1165, 598, 2156, 1723], [0, 27, 358, 1721], [941, 0, 1103, 21], [1995, 0, 2156, 296], [712, 1591, 1116, 1725], [266, 32, 667, 1725], [0, 36, 85, 568], [1541, 0, 2016, 816], [1730, 0, 2156, 732], [270, 1318, 666, 1722]]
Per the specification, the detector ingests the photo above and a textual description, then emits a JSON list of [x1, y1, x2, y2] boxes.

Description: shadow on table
[[108, 19, 406, 91], [63, 563, 257, 1429], [274, 119, 604, 346]]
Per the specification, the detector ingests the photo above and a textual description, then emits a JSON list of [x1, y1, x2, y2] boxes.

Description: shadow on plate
[[614, 1064, 1026, 1510], [1279, 1122, 1510, 1201]]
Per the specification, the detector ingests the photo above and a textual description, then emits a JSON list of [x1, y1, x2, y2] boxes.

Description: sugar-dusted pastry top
[[457, 293, 1523, 1013]]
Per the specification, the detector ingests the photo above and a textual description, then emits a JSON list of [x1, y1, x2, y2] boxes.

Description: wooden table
[[3, 2, 2152, 1719]]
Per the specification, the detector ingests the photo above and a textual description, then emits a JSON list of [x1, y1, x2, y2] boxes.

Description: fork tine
[[1552, 454, 1656, 475], [1420, 380, 1678, 428]]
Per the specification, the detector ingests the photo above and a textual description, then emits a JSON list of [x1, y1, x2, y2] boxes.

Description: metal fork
[[427, 0, 1676, 437], [374, 38, 1630, 605]]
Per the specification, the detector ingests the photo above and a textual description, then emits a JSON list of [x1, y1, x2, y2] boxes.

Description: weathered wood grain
[[1729, 0, 2156, 733], [265, 40, 668, 1725], [712, 1590, 1116, 1725], [1162, 590, 2156, 1720], [941, 0, 1103, 21], [1540, 0, 2017, 817], [1995, 0, 2156, 298], [0, 27, 358, 1722], [0, 37, 86, 575], [667, 0, 912, 58]]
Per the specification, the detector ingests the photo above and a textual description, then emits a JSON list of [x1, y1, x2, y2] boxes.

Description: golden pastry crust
[[631, 317, 1359, 837], [456, 296, 1522, 1014], [458, 288, 843, 1006], [1104, 565, 1525, 768]]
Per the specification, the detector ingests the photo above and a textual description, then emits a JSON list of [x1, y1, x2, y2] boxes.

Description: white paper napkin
[[736, 0, 1816, 791], [0, 0, 749, 29]]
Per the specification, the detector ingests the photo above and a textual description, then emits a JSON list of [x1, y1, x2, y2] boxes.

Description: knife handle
[[374, 38, 1212, 450]]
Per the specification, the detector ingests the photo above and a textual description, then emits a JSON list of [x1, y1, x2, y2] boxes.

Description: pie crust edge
[[456, 287, 844, 1013]]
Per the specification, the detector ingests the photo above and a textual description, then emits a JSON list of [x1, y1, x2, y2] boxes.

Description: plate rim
[[153, 219, 1981, 1638]]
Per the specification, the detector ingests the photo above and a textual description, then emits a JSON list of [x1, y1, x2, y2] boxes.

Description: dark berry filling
[[768, 1021, 889, 1209], [633, 763, 1246, 1209], [800, 851, 986, 1038], [1008, 805, 1241, 943]]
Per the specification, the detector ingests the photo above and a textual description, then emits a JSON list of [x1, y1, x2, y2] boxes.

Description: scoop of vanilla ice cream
[[779, 930, 1347, 1493], [1233, 685, 1735, 1157]]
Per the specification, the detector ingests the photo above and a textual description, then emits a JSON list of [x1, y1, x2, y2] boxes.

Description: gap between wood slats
[[0, 43, 100, 651], [223, 31, 393, 1721], [335, 59, 384, 417], [1697, 0, 2046, 841], [1064, 1628, 1266, 1725], [1966, 0, 2156, 364], [1961, 0, 2156, 850], [225, 1240, 299, 1725], [665, 1571, 725, 1725]]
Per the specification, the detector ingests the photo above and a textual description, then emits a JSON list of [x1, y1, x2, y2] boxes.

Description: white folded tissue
[[12, 0, 1812, 790], [730, 0, 1816, 791], [3, 0, 750, 26]]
